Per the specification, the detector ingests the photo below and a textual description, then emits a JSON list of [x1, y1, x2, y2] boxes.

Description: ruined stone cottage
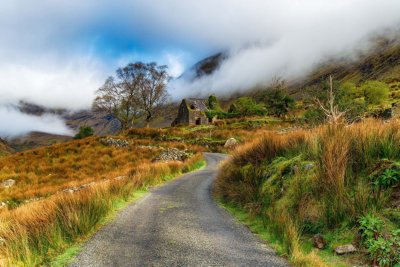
[[172, 98, 210, 126]]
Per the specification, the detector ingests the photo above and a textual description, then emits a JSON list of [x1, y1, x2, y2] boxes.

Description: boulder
[[312, 234, 326, 249], [224, 138, 239, 148], [334, 244, 357, 255], [304, 163, 315, 170], [1, 179, 15, 188]]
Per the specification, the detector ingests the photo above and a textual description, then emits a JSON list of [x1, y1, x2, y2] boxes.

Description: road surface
[[70, 153, 289, 267]]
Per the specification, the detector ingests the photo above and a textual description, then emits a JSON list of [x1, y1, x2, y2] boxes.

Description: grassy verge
[[0, 156, 205, 266], [50, 189, 148, 267], [218, 200, 350, 267], [214, 120, 400, 266]]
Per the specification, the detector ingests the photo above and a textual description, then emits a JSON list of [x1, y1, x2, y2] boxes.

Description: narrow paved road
[[70, 153, 289, 267]]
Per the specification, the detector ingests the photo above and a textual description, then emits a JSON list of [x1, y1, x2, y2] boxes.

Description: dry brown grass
[[0, 136, 202, 204], [0, 148, 203, 266]]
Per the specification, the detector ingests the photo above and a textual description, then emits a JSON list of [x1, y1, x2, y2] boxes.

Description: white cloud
[[0, 105, 73, 138], [0, 56, 105, 109], [165, 0, 400, 99], [165, 53, 185, 78], [0, 0, 400, 107]]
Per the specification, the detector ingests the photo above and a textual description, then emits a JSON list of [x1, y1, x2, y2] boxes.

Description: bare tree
[[314, 75, 346, 124], [137, 63, 169, 127], [93, 62, 169, 130]]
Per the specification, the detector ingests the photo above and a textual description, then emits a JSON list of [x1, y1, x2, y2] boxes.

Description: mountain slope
[[298, 36, 400, 89], [0, 138, 13, 156], [8, 131, 72, 152]]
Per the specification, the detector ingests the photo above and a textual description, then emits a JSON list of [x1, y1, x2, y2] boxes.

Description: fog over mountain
[[1, 0, 400, 136], [0, 105, 72, 137], [170, 1, 400, 99]]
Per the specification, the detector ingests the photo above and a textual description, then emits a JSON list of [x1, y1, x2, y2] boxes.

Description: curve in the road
[[70, 153, 289, 267]]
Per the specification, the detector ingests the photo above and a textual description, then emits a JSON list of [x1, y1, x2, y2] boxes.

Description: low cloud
[[167, 0, 400, 99], [1, 0, 400, 106], [0, 105, 73, 138]]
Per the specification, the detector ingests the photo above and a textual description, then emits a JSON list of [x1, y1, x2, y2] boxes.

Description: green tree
[[263, 89, 295, 117], [228, 97, 266, 116], [361, 81, 390, 105], [208, 95, 221, 110], [336, 82, 367, 121], [74, 126, 94, 139]]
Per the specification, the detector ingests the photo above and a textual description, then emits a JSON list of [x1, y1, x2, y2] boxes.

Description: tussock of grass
[[215, 119, 400, 266]]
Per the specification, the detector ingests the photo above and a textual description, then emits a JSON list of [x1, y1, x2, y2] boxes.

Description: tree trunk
[[145, 112, 152, 128]]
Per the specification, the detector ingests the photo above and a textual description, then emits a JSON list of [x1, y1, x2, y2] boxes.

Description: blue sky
[[0, 0, 400, 111]]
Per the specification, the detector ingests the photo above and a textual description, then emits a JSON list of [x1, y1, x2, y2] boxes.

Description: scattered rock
[[100, 138, 131, 148], [293, 165, 299, 173], [155, 148, 191, 162], [114, 176, 127, 181], [334, 244, 357, 255], [0, 202, 7, 209], [63, 182, 96, 194], [24, 197, 43, 204], [63, 187, 78, 194], [1, 179, 15, 188], [224, 138, 239, 148], [312, 234, 326, 249], [304, 163, 315, 170], [138, 145, 161, 150]]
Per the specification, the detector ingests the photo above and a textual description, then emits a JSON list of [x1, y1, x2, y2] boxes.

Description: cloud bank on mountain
[[0, 0, 400, 108]]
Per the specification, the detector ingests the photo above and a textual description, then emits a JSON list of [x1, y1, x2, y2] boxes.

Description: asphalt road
[[69, 153, 289, 267]]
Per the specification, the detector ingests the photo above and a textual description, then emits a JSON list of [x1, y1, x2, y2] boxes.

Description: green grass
[[218, 200, 352, 267], [217, 200, 287, 256]]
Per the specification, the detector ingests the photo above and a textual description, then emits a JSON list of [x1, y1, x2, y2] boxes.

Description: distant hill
[[7, 131, 72, 152], [17, 101, 121, 136], [63, 110, 121, 136], [11, 102, 122, 151], [179, 52, 227, 81]]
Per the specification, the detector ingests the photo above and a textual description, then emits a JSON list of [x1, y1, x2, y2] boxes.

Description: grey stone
[[1, 179, 15, 188], [114, 176, 127, 181], [155, 148, 191, 162], [224, 138, 239, 148], [304, 163, 315, 170], [99, 138, 131, 148], [334, 244, 357, 255], [312, 234, 326, 249]]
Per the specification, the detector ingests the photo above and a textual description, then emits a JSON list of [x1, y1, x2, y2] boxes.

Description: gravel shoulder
[[69, 153, 289, 267]]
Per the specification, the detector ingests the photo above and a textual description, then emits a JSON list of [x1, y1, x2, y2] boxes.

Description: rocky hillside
[[179, 52, 227, 81]]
